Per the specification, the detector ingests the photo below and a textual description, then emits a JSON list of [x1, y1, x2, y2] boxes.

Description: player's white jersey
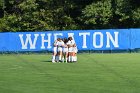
[[57, 40, 64, 52], [67, 40, 75, 46], [67, 40, 75, 52], [57, 41, 64, 47], [63, 44, 68, 53]]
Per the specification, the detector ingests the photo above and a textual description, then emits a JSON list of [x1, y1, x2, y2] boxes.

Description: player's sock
[[62, 57, 64, 62], [68, 56, 71, 62], [75, 56, 77, 61], [66, 58, 68, 63], [59, 55, 62, 61], [56, 56, 59, 62], [73, 56, 76, 61], [72, 56, 74, 62], [52, 55, 55, 62]]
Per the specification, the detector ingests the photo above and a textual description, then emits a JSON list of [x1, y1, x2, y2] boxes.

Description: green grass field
[[0, 53, 140, 93]]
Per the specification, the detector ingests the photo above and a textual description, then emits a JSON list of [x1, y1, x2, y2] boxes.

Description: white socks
[[68, 56, 77, 62], [59, 55, 62, 61], [65, 58, 68, 63], [52, 55, 55, 62], [73, 56, 77, 61], [68, 56, 71, 62], [62, 57, 64, 62], [72, 56, 74, 62], [52, 55, 77, 63], [75, 56, 77, 61]]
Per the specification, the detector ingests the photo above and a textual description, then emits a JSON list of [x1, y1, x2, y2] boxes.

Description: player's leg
[[68, 52, 72, 62], [71, 47, 75, 62], [68, 47, 73, 62], [72, 52, 75, 62], [62, 50, 65, 63], [62, 48, 66, 63], [67, 50, 69, 63], [73, 52, 77, 62], [64, 48, 68, 63], [58, 47, 63, 62], [65, 51, 68, 63], [73, 48, 78, 62], [52, 47, 57, 63], [55, 53, 59, 62]]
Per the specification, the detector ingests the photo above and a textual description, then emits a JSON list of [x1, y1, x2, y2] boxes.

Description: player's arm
[[61, 41, 65, 47], [54, 40, 58, 47]]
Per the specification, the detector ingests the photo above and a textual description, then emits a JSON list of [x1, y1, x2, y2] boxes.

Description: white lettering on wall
[[93, 32, 103, 48], [106, 32, 119, 48], [41, 33, 51, 49], [79, 32, 90, 48], [18, 31, 119, 50], [19, 34, 39, 49]]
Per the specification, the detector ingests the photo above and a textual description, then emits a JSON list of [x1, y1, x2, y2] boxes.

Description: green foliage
[[81, 0, 112, 29], [112, 0, 133, 28], [0, 13, 21, 32], [115, 0, 131, 21], [17, 0, 54, 31], [0, 0, 4, 7], [132, 8, 140, 27], [44, 0, 78, 30], [0, 0, 140, 32]]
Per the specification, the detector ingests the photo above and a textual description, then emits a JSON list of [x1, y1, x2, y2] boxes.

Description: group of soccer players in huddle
[[52, 37, 78, 63]]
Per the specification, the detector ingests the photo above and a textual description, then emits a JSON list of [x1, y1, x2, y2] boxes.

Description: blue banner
[[130, 29, 140, 49], [0, 29, 140, 51]]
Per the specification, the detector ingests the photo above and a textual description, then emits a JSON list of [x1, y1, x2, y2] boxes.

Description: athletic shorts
[[68, 47, 73, 52], [53, 47, 57, 53], [58, 47, 63, 52], [73, 48, 78, 53], [63, 48, 68, 53]]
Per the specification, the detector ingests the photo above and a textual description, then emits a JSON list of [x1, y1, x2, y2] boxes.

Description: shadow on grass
[[42, 60, 52, 63], [42, 60, 77, 63]]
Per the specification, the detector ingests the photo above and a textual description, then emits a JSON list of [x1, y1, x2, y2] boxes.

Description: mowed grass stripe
[[0, 54, 140, 93]]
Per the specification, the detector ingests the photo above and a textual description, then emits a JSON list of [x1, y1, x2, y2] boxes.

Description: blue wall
[[0, 29, 140, 51]]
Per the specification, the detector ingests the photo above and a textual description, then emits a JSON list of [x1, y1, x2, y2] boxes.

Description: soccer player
[[62, 38, 68, 63], [67, 37, 76, 62], [57, 38, 64, 62], [52, 39, 58, 63]]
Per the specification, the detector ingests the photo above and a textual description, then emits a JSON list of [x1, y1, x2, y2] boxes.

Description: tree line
[[0, 0, 140, 32]]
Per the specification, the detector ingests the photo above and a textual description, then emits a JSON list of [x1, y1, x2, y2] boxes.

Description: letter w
[[19, 34, 39, 49]]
